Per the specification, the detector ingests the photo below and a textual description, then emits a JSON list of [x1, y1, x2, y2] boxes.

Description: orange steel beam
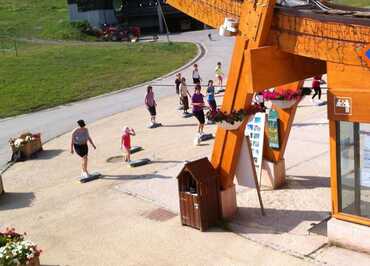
[[211, 0, 277, 189], [243, 46, 326, 93]]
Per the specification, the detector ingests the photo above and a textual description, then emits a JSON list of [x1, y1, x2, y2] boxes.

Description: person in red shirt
[[312, 75, 324, 103], [121, 126, 136, 162]]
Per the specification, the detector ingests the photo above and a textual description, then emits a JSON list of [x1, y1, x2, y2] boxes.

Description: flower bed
[[9, 133, 43, 161], [207, 104, 265, 130], [262, 89, 301, 109], [0, 228, 42, 266]]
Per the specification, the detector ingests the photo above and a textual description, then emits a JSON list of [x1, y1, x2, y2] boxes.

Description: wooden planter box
[[21, 139, 43, 159], [217, 120, 243, 130], [10, 133, 43, 160], [25, 256, 40, 266], [270, 99, 297, 109]]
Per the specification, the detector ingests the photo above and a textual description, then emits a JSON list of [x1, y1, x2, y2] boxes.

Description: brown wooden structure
[[168, 0, 370, 227], [177, 158, 220, 231]]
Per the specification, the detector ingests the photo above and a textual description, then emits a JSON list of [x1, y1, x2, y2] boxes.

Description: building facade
[[67, 0, 203, 32]]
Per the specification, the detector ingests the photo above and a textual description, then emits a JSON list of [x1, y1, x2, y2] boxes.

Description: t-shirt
[[192, 69, 200, 79], [175, 78, 181, 90], [145, 91, 155, 107], [312, 76, 322, 89], [192, 93, 204, 112], [73, 129, 89, 145], [180, 84, 189, 97], [215, 66, 223, 76], [207, 86, 215, 101]]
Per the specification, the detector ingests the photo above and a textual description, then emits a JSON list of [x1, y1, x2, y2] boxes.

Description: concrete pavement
[[2, 84, 370, 265], [0, 30, 233, 169], [0, 96, 311, 265], [2, 29, 370, 265]]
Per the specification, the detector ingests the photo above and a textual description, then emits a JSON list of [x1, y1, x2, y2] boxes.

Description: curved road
[[0, 30, 234, 169]]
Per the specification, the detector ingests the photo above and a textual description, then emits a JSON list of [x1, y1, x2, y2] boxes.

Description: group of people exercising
[[71, 62, 225, 178]]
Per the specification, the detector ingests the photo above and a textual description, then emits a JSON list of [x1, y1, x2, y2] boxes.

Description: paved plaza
[[1, 30, 370, 265]]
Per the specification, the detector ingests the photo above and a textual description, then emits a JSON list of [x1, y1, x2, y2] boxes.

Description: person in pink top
[[311, 75, 324, 103], [145, 85, 157, 125], [121, 126, 136, 162]]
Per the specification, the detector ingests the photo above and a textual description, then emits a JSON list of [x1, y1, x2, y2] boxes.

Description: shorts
[[148, 106, 156, 116], [216, 74, 223, 81], [193, 110, 205, 124], [181, 96, 189, 110], [193, 78, 200, 84], [208, 99, 217, 111], [74, 144, 88, 157]]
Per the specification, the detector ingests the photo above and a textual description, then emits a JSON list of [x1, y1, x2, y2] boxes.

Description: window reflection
[[337, 121, 370, 219]]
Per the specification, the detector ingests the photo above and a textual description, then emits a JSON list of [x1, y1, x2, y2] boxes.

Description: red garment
[[312, 76, 322, 89], [121, 133, 131, 149]]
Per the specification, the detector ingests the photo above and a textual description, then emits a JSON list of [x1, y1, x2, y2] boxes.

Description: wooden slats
[[167, 0, 241, 28]]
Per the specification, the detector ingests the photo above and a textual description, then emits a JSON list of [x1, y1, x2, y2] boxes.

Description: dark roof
[[177, 157, 217, 182]]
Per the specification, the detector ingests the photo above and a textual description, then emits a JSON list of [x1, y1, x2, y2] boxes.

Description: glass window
[[337, 121, 370, 219]]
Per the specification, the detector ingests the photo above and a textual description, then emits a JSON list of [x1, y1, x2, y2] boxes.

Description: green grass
[[0, 41, 197, 118], [331, 0, 370, 8], [0, 0, 91, 40]]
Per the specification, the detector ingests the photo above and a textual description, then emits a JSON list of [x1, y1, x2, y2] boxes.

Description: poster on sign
[[244, 112, 266, 181]]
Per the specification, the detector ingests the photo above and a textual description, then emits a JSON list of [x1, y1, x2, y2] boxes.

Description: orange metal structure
[[167, 0, 370, 225]]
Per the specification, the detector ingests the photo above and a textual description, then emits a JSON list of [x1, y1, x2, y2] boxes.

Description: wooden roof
[[177, 157, 217, 182]]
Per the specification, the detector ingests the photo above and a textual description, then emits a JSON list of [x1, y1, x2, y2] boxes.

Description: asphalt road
[[0, 30, 234, 169]]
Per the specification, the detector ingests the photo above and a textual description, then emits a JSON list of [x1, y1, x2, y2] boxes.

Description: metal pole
[[157, 0, 171, 43]]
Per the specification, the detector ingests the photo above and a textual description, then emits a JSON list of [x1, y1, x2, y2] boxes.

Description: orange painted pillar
[[211, 0, 277, 218]]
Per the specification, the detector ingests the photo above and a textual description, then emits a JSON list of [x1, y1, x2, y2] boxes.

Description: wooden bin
[[21, 133, 43, 159], [177, 157, 220, 231]]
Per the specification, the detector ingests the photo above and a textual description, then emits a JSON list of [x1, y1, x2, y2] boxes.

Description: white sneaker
[[193, 135, 201, 146], [81, 172, 89, 178]]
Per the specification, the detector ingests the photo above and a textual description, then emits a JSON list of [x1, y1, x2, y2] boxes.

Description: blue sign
[[366, 49, 370, 60]]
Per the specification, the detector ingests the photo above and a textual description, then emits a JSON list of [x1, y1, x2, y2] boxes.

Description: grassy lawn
[[0, 41, 197, 118], [332, 0, 370, 7], [0, 0, 90, 40]]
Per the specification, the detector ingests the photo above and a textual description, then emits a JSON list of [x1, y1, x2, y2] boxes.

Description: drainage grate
[[143, 208, 177, 222]]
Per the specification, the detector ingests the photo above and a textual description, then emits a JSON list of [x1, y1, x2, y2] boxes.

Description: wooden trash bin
[[177, 157, 220, 231]]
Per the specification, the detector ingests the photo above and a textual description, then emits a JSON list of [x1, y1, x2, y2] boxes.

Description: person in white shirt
[[192, 64, 201, 85]]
